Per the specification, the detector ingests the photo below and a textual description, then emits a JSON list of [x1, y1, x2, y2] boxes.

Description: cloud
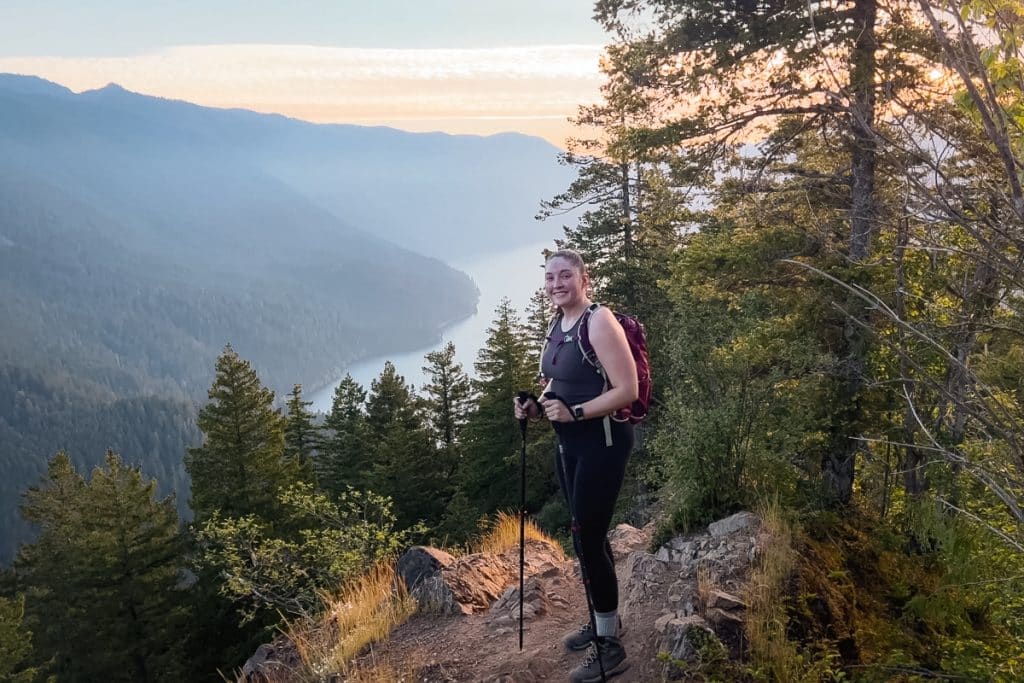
[[0, 44, 604, 144]]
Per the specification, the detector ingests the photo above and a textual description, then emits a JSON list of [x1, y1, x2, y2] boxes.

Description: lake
[[309, 241, 551, 413]]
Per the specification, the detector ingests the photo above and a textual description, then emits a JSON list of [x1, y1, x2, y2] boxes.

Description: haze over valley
[[0, 73, 571, 561]]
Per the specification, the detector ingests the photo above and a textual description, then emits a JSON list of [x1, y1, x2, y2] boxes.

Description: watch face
[[573, 404, 584, 419]]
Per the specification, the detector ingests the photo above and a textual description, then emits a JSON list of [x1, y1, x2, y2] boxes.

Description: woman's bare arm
[[575, 307, 637, 419]]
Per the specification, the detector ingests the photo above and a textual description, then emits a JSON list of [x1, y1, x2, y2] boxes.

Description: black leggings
[[554, 418, 633, 614]]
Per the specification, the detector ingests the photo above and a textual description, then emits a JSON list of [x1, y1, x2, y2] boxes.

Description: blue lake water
[[309, 241, 551, 413]]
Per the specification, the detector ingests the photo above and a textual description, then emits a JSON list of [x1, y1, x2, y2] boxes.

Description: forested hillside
[[0, 75, 572, 259], [0, 74, 572, 563]]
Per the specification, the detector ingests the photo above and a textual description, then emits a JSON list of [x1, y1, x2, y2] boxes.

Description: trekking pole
[[546, 392, 607, 683], [516, 390, 532, 652]]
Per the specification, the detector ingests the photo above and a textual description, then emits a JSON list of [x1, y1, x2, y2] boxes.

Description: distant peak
[[82, 82, 131, 96], [0, 73, 74, 97]]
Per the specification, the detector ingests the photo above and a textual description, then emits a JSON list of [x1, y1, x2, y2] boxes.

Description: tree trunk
[[621, 161, 633, 259], [823, 0, 878, 505]]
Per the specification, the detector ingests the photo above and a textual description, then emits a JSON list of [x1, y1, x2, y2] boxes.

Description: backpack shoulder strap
[[537, 312, 561, 382], [577, 303, 603, 368], [578, 303, 617, 447]]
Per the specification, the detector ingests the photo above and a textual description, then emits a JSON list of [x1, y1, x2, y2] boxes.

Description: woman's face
[[544, 257, 586, 308]]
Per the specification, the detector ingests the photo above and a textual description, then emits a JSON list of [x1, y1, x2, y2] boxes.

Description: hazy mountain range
[[0, 73, 573, 562]]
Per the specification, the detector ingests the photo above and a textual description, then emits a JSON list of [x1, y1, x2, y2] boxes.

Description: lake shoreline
[[305, 308, 479, 412], [307, 240, 550, 414]]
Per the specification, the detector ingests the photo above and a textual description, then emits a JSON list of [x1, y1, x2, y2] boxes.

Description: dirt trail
[[242, 514, 763, 682], [355, 525, 675, 682]]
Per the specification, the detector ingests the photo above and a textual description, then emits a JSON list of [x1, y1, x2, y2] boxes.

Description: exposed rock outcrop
[[620, 510, 764, 672], [404, 538, 565, 616], [396, 545, 456, 592]]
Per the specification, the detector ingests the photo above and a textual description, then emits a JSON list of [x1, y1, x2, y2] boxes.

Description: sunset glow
[[0, 44, 605, 146]]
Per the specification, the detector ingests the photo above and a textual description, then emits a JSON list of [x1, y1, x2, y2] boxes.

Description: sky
[[0, 1, 608, 146]]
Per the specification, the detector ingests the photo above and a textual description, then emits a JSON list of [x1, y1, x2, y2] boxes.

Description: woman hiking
[[513, 249, 637, 682]]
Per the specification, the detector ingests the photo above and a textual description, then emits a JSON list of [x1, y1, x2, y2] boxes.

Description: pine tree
[[185, 344, 293, 522], [17, 452, 188, 682], [365, 362, 441, 531], [589, 0, 943, 504], [420, 342, 474, 492], [318, 374, 371, 496], [526, 287, 554, 368], [283, 384, 317, 484], [460, 299, 541, 513], [0, 595, 39, 683]]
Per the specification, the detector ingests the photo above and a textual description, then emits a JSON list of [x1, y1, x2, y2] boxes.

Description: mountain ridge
[[0, 72, 572, 564]]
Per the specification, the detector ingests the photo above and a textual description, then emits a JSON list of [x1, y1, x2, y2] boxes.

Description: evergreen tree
[[183, 346, 302, 677], [17, 451, 188, 682], [365, 362, 442, 531], [366, 361, 420, 436], [185, 344, 293, 522], [318, 374, 371, 496], [526, 287, 554, 368], [420, 342, 474, 495], [588, 0, 939, 504], [0, 595, 40, 683], [435, 487, 484, 546], [283, 383, 317, 484], [461, 299, 547, 513]]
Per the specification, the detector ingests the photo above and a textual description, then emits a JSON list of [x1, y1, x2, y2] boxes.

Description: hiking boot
[[562, 622, 595, 651], [568, 636, 629, 682], [562, 618, 624, 652]]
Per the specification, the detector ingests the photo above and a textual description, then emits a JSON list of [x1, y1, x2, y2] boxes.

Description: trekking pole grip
[[516, 390, 535, 434]]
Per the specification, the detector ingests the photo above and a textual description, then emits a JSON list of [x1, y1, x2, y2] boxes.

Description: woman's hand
[[539, 394, 574, 423], [513, 395, 540, 421]]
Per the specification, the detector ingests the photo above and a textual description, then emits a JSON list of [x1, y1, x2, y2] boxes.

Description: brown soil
[[352, 529, 672, 682]]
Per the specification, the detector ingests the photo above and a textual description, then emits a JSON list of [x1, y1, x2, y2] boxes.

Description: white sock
[[595, 610, 618, 638]]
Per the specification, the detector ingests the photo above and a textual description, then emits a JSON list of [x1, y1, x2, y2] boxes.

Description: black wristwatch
[[572, 404, 585, 421]]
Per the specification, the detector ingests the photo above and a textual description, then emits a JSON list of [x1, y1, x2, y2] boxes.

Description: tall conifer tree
[[185, 344, 292, 522], [420, 342, 474, 480], [366, 362, 441, 530], [283, 383, 317, 484], [318, 374, 370, 496], [526, 287, 554, 368], [17, 452, 187, 682], [460, 299, 539, 513]]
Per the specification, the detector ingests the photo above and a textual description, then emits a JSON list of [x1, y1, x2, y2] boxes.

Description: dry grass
[[696, 561, 715, 616], [282, 512, 562, 681], [335, 655, 422, 683], [287, 560, 417, 680], [472, 510, 564, 558], [744, 499, 816, 682]]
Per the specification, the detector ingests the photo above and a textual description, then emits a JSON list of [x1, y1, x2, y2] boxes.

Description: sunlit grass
[[282, 512, 563, 680], [743, 498, 805, 681], [743, 500, 844, 681], [472, 510, 565, 557], [287, 560, 416, 679], [696, 561, 715, 617]]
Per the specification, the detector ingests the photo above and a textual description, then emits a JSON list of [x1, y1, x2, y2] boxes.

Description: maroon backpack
[[576, 303, 652, 424]]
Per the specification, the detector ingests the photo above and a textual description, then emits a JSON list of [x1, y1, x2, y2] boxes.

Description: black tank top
[[540, 313, 606, 406]]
